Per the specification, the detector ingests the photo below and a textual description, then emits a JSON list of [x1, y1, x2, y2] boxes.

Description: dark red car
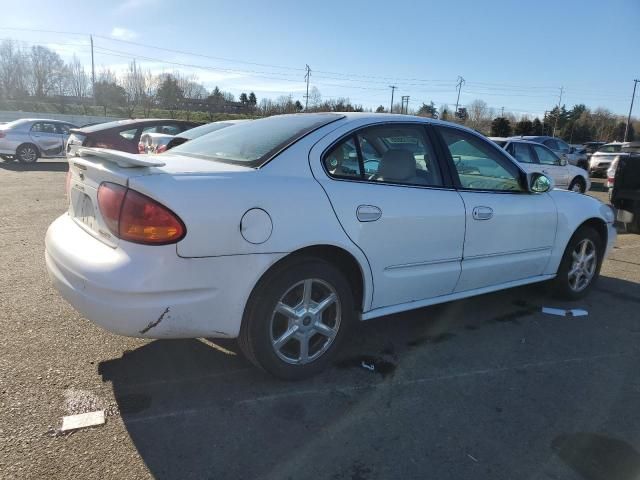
[[66, 119, 200, 156]]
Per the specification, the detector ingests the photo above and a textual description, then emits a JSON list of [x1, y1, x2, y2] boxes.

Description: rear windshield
[[170, 113, 344, 167], [180, 122, 236, 140]]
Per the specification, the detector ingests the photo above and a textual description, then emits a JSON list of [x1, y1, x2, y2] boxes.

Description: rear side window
[[171, 114, 342, 167], [119, 128, 138, 141], [323, 124, 443, 187], [31, 122, 57, 134]]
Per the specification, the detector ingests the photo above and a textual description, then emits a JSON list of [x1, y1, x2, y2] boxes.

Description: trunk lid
[[67, 148, 252, 247]]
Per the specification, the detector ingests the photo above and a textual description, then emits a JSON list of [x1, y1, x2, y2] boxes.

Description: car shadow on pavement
[[98, 276, 640, 479], [0, 160, 68, 172]]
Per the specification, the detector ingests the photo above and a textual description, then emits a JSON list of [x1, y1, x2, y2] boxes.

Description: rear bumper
[[45, 214, 284, 338]]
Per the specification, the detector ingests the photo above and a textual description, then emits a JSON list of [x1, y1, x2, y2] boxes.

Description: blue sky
[[1, 0, 638, 117]]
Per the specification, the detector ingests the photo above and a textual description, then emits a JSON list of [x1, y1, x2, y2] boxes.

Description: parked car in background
[[571, 144, 588, 166], [608, 141, 640, 233], [512, 135, 587, 170], [139, 119, 249, 154], [0, 119, 77, 163], [46, 113, 616, 379], [66, 119, 199, 156], [583, 141, 606, 157], [589, 142, 625, 176], [490, 137, 590, 193]]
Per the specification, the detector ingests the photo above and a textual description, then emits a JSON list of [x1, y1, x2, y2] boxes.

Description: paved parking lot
[[1, 160, 640, 480]]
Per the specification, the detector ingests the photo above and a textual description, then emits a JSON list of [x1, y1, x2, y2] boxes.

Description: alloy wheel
[[18, 146, 37, 163], [269, 278, 341, 365], [568, 238, 597, 292]]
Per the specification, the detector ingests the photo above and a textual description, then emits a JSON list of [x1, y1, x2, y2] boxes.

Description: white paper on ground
[[61, 410, 105, 432], [542, 307, 588, 317]]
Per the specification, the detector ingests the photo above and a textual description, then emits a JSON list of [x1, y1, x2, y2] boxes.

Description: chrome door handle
[[356, 205, 382, 222], [472, 206, 493, 220]]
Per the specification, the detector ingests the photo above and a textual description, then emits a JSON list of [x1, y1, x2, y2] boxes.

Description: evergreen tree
[[490, 117, 513, 137]]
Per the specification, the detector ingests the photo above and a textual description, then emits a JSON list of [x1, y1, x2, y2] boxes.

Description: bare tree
[[141, 70, 158, 117], [0, 39, 29, 99], [467, 99, 494, 133], [29, 45, 65, 97], [67, 55, 89, 112], [120, 60, 146, 117]]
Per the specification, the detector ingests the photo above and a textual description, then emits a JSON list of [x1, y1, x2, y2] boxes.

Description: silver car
[[0, 119, 77, 163], [512, 135, 587, 170], [491, 137, 590, 193]]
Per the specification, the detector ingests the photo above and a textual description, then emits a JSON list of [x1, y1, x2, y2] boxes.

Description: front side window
[[556, 139, 570, 153], [323, 124, 443, 187], [512, 143, 536, 164], [532, 144, 560, 165], [439, 127, 523, 192]]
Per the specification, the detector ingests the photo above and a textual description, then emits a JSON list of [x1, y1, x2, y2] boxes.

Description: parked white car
[[589, 142, 625, 176], [46, 114, 616, 379], [490, 138, 590, 193]]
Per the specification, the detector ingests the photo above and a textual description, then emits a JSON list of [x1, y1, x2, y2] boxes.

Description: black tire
[[16, 144, 39, 163], [238, 257, 356, 380], [569, 177, 586, 193], [552, 226, 603, 300], [626, 203, 640, 234]]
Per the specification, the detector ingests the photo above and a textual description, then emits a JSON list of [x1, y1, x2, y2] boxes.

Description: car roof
[[72, 118, 196, 134]]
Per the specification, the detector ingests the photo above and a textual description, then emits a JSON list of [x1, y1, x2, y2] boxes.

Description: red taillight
[[97, 182, 185, 245]]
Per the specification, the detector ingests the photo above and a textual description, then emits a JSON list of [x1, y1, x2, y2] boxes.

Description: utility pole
[[624, 79, 639, 142], [401, 95, 409, 114], [90, 35, 96, 104], [542, 111, 549, 135], [552, 86, 563, 137], [389, 85, 397, 113], [501, 106, 504, 117], [455, 76, 465, 116], [303, 64, 311, 110]]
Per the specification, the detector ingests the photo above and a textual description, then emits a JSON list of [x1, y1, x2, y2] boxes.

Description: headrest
[[377, 149, 416, 181]]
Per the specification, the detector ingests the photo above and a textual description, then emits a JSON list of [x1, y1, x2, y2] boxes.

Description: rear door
[[309, 121, 466, 310], [30, 121, 64, 157], [531, 144, 569, 188], [436, 126, 557, 292]]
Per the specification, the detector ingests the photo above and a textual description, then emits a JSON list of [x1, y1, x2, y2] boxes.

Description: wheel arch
[[577, 217, 608, 251], [248, 244, 369, 314], [16, 142, 41, 157]]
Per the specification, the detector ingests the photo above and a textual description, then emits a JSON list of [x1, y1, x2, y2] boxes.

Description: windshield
[[170, 113, 343, 166]]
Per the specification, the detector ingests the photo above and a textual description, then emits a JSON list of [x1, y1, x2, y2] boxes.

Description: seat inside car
[[376, 149, 429, 185]]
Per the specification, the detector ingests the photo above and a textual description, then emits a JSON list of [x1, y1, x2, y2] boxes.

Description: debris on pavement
[[467, 454, 479, 462], [542, 307, 589, 317], [60, 410, 105, 432], [361, 361, 375, 371]]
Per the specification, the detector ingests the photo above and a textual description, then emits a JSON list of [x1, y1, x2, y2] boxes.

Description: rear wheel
[[569, 177, 586, 193], [16, 144, 39, 163], [553, 226, 603, 299], [238, 257, 355, 380]]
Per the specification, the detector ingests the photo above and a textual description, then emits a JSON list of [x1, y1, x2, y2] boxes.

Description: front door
[[531, 143, 570, 188], [309, 122, 466, 310], [437, 126, 558, 292]]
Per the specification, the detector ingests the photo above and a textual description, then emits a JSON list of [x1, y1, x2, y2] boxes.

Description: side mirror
[[529, 172, 553, 193], [569, 146, 576, 154], [559, 157, 568, 166]]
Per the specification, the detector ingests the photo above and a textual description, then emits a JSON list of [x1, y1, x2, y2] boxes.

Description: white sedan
[[46, 113, 616, 379]]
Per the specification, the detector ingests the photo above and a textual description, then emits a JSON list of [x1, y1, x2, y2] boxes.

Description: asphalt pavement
[[1, 160, 639, 480]]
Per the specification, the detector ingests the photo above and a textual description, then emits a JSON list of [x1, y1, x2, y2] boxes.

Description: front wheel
[[552, 226, 603, 299], [238, 257, 355, 380], [569, 177, 586, 193]]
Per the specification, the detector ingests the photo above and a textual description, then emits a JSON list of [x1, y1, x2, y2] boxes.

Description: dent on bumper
[[45, 214, 284, 339]]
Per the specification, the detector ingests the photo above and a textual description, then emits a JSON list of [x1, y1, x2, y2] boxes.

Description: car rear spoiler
[[76, 147, 166, 168]]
